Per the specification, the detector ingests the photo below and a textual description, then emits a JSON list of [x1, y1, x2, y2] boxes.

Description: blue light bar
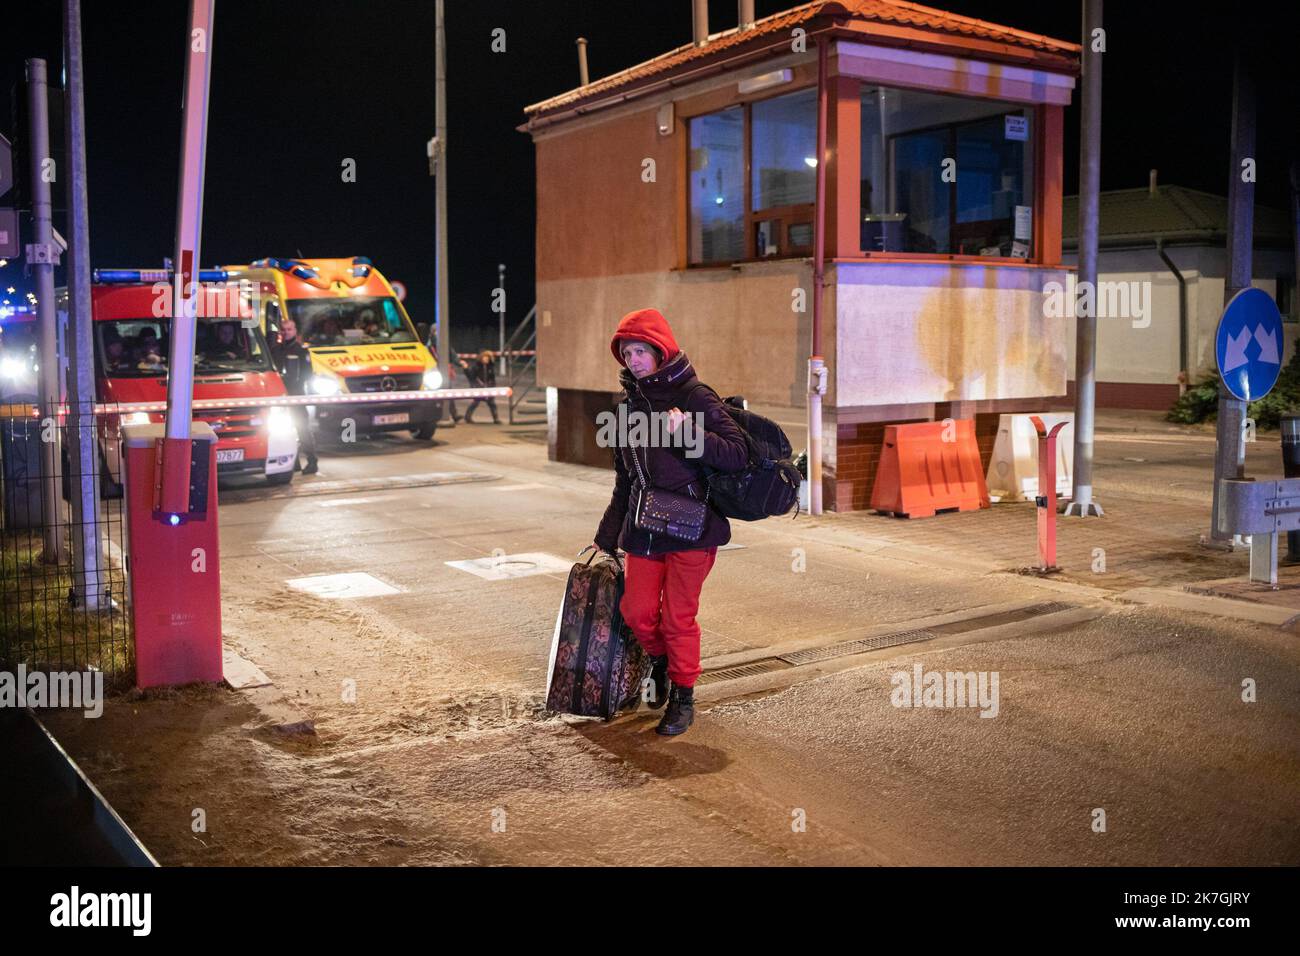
[[94, 268, 230, 283], [251, 257, 319, 281]]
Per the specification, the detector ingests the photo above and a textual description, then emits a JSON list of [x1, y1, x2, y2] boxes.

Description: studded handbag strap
[[628, 437, 650, 490], [626, 403, 710, 505]]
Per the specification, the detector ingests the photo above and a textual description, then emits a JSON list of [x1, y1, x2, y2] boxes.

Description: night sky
[[2, 1, 1296, 341]]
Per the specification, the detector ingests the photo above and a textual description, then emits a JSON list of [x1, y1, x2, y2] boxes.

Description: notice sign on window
[[1004, 115, 1028, 141], [1014, 205, 1033, 241]]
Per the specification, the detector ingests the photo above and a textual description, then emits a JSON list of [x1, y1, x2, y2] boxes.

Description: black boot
[[655, 685, 694, 736], [302, 456, 319, 475], [645, 655, 669, 710]]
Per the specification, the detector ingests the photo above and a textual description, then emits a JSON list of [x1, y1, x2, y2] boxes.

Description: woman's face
[[621, 340, 659, 378]]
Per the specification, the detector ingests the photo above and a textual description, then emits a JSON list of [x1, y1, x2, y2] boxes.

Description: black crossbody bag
[[627, 441, 709, 543]]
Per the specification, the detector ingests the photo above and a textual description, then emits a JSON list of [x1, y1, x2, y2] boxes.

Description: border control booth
[[519, 0, 1080, 511]]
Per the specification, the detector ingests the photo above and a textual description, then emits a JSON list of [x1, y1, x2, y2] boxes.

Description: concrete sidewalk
[[750, 403, 1300, 619]]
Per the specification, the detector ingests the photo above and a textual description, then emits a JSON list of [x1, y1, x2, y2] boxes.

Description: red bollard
[[123, 421, 223, 688], [1029, 415, 1069, 573]]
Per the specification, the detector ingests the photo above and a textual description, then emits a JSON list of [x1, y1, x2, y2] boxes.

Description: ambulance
[[223, 257, 443, 440], [89, 270, 300, 488]]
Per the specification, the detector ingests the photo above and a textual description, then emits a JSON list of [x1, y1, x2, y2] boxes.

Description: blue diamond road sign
[[1215, 287, 1284, 402]]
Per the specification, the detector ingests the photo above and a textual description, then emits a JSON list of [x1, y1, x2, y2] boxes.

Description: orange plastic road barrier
[[870, 419, 990, 518]]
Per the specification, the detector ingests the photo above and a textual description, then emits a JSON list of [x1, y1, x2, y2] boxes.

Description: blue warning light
[[168, 514, 181, 526]]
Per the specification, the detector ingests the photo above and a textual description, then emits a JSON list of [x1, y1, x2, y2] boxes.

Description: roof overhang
[[519, 3, 1079, 135]]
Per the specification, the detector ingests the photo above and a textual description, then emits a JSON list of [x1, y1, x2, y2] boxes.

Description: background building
[[1058, 180, 1296, 410]]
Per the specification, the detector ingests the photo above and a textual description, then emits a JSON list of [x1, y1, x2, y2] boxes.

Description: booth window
[[688, 88, 817, 265], [689, 83, 1037, 265], [688, 107, 745, 264], [750, 87, 816, 258], [861, 86, 1035, 258]]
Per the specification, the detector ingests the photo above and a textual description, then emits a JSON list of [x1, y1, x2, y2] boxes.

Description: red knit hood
[[610, 308, 680, 368]]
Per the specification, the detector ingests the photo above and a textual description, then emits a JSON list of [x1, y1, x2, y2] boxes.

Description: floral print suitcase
[[545, 550, 650, 720]]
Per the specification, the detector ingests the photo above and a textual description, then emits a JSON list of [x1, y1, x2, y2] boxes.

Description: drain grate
[[698, 603, 1078, 685], [697, 658, 792, 685], [928, 601, 1076, 634], [778, 629, 937, 666]]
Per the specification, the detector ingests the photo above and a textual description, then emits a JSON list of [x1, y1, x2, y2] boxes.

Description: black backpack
[[690, 385, 801, 521]]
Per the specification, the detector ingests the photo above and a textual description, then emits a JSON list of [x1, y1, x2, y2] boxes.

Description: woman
[[463, 349, 500, 424], [591, 308, 748, 736]]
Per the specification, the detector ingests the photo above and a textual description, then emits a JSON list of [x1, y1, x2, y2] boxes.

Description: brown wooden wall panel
[[549, 387, 621, 468], [535, 110, 680, 282]]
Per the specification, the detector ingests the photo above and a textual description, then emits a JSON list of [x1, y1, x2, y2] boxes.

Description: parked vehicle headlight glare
[[308, 376, 339, 396], [422, 368, 443, 390], [267, 405, 297, 438]]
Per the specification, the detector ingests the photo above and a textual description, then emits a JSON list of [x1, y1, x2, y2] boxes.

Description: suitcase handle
[[578, 544, 623, 572]]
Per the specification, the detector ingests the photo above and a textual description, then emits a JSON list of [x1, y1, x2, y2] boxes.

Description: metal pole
[[1209, 51, 1256, 543], [1064, 0, 1104, 517], [1291, 160, 1299, 322], [434, 0, 451, 388], [497, 262, 506, 376], [159, 0, 215, 514], [25, 59, 64, 562], [62, 0, 104, 607], [807, 38, 828, 515]]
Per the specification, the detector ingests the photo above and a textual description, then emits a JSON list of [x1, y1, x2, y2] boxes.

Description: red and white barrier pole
[[1031, 415, 1070, 573]]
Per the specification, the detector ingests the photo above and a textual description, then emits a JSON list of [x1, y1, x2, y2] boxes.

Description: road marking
[[220, 471, 500, 504], [315, 497, 382, 508], [492, 483, 547, 492], [446, 551, 573, 581], [286, 572, 402, 599]]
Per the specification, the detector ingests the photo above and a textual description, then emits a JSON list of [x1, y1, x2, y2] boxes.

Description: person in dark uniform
[[269, 315, 319, 474], [463, 349, 500, 424]]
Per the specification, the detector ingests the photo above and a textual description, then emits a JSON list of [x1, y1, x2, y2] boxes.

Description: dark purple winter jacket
[[594, 351, 749, 557]]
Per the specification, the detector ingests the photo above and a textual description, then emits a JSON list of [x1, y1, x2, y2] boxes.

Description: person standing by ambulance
[[270, 315, 319, 474], [591, 308, 748, 736]]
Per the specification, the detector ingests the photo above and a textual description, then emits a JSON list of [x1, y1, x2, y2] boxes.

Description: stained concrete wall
[[834, 261, 1070, 407]]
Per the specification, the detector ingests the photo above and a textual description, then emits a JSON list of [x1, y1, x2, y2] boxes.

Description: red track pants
[[620, 548, 718, 689]]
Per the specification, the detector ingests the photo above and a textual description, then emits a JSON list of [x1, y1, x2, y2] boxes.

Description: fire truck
[[90, 270, 300, 488], [222, 257, 443, 441]]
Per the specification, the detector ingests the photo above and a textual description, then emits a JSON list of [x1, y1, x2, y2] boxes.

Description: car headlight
[[1, 356, 26, 380], [122, 412, 152, 426], [422, 368, 443, 390], [307, 375, 340, 396], [267, 405, 297, 439]]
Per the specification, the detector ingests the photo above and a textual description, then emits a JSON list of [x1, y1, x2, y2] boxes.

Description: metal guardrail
[[0, 708, 157, 865], [1217, 477, 1300, 584], [503, 305, 542, 424]]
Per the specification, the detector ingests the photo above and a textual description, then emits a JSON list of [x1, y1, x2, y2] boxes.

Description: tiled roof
[[1062, 186, 1293, 247], [522, 0, 1080, 126]]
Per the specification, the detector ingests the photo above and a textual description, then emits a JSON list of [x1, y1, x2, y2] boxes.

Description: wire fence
[[0, 402, 132, 688], [0, 387, 514, 691]]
